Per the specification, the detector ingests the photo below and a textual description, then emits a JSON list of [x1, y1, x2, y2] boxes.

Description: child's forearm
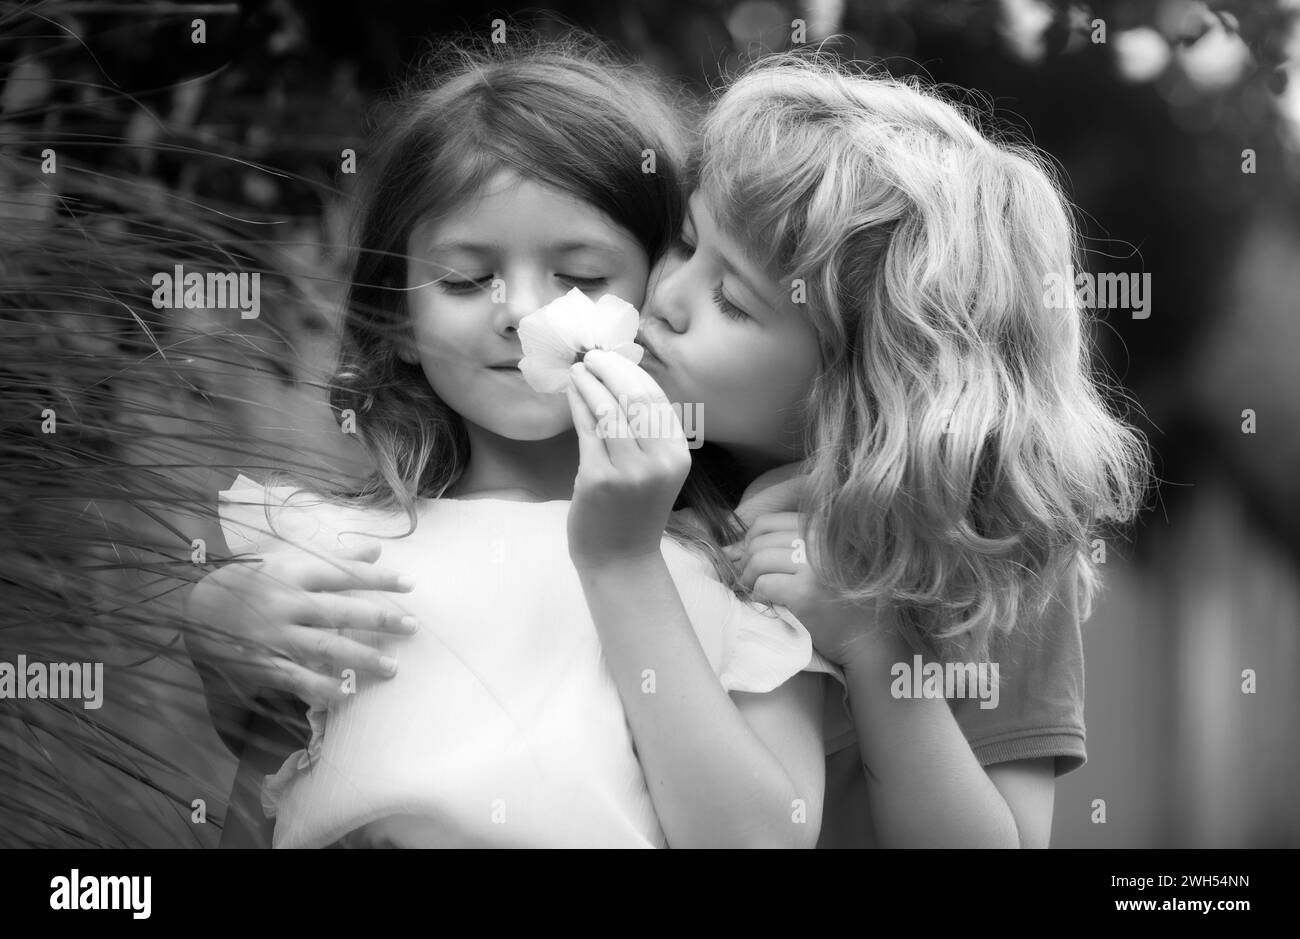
[[841, 631, 1023, 848], [183, 585, 295, 760], [189, 649, 306, 763], [179, 576, 254, 753], [576, 553, 819, 848], [191, 658, 256, 756]]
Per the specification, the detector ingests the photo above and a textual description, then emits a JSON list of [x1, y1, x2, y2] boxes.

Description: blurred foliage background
[[1, 0, 1297, 847]]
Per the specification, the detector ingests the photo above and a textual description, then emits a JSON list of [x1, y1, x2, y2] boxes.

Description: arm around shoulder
[[730, 670, 827, 848]]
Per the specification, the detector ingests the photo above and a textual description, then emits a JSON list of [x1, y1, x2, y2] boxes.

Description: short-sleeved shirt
[[816, 565, 1086, 848]]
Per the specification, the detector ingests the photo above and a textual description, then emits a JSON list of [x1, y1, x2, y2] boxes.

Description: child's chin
[[490, 404, 574, 441]]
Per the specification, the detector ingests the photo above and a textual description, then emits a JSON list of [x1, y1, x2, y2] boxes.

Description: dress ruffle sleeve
[[260, 703, 328, 819], [217, 473, 334, 557], [718, 595, 844, 695], [657, 535, 844, 699]]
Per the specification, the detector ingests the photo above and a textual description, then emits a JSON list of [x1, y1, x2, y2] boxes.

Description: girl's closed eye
[[439, 273, 608, 293], [439, 273, 493, 293], [559, 274, 608, 290]]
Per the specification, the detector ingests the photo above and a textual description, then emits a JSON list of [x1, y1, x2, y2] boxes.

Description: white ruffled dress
[[218, 475, 835, 848]]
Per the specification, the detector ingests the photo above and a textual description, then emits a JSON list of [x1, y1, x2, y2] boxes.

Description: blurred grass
[[0, 0, 369, 846]]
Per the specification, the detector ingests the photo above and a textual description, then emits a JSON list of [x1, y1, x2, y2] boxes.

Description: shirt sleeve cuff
[[967, 729, 1087, 777]]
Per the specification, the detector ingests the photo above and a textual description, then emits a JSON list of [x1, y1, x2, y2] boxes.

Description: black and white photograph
[[1, 0, 1296, 915]]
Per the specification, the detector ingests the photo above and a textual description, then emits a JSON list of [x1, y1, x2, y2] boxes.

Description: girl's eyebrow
[[426, 238, 624, 256], [426, 241, 492, 255], [551, 240, 624, 256]]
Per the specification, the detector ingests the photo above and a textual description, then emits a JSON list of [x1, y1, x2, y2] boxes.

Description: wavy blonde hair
[[699, 53, 1153, 660]]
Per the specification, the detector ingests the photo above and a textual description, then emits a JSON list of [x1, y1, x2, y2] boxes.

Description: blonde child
[[638, 53, 1151, 846]]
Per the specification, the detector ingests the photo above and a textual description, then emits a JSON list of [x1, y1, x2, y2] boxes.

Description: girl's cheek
[[618, 265, 651, 308], [621, 266, 649, 304]]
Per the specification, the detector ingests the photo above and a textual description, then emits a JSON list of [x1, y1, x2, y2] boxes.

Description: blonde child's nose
[[644, 269, 690, 333]]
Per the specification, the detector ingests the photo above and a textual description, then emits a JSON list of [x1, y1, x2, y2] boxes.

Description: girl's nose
[[498, 274, 545, 334]]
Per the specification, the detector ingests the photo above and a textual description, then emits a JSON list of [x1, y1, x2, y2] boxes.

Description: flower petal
[[519, 355, 575, 394], [608, 340, 645, 365], [515, 288, 644, 393], [518, 313, 581, 362], [592, 294, 641, 346]]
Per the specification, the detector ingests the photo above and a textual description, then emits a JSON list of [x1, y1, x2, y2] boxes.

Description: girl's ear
[[394, 323, 420, 365]]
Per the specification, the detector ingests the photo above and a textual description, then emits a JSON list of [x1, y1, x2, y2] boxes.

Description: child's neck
[[723, 441, 806, 491], [449, 422, 579, 502]]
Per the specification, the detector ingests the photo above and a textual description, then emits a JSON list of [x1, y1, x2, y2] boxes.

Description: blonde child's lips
[[637, 335, 667, 369]]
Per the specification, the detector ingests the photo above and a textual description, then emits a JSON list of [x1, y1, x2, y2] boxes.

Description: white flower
[[517, 288, 644, 393]]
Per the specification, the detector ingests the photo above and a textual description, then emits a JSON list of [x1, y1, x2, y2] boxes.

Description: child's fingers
[[294, 556, 414, 594], [569, 361, 639, 465], [742, 512, 804, 545], [565, 379, 612, 472], [302, 593, 419, 634], [264, 657, 350, 707], [582, 349, 685, 453], [734, 475, 808, 526], [724, 527, 802, 565], [751, 572, 799, 608], [283, 625, 399, 679], [740, 546, 802, 590], [580, 347, 671, 406], [742, 529, 807, 559], [565, 371, 599, 435]]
